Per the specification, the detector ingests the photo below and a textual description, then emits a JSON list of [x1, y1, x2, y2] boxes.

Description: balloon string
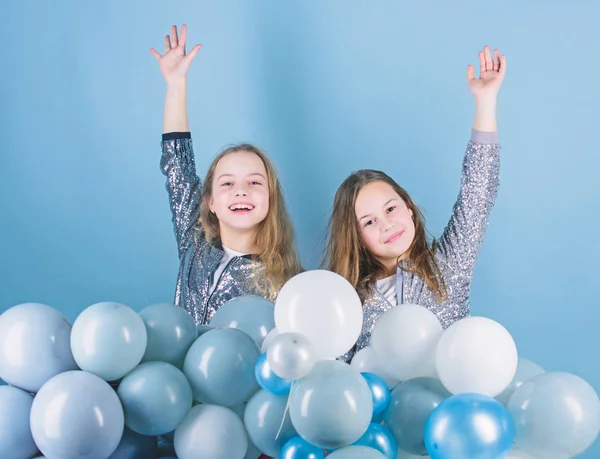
[[275, 379, 294, 440]]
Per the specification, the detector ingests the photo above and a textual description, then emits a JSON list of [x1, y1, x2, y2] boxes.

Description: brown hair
[[197, 144, 302, 299], [322, 169, 447, 302]]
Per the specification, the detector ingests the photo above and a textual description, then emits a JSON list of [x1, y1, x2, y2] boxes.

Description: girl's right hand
[[150, 24, 202, 86]]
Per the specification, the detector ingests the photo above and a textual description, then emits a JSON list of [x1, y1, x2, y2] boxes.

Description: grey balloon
[[0, 385, 39, 458], [327, 445, 386, 458], [383, 377, 451, 455]]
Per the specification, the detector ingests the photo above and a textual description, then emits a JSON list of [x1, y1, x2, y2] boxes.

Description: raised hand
[[150, 25, 202, 85], [467, 46, 507, 101]]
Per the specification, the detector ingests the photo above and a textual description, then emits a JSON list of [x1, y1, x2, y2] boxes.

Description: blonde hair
[[323, 169, 447, 302], [198, 144, 302, 299]]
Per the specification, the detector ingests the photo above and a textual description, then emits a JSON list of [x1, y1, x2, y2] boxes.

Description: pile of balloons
[[1, 269, 599, 459]]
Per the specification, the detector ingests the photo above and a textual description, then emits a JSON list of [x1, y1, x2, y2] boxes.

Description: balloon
[[371, 304, 443, 381], [353, 423, 398, 459], [70, 302, 148, 381], [0, 385, 38, 458], [267, 332, 316, 380], [327, 445, 386, 458], [108, 427, 158, 459], [383, 377, 451, 455], [197, 324, 212, 336], [505, 451, 538, 459], [361, 373, 390, 417], [280, 436, 325, 459], [243, 389, 298, 457], [139, 302, 197, 368], [210, 295, 275, 348], [397, 451, 430, 459], [255, 352, 292, 394], [183, 328, 260, 406], [507, 372, 600, 458], [0, 303, 78, 392], [117, 361, 193, 435], [435, 317, 518, 397], [424, 393, 514, 459], [261, 327, 279, 353], [228, 402, 263, 459], [174, 404, 248, 459], [289, 360, 372, 449], [351, 346, 399, 389], [157, 438, 177, 457], [495, 357, 545, 406], [274, 270, 363, 359], [30, 370, 125, 459]]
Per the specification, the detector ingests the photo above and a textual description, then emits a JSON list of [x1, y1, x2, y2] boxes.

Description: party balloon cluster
[[1, 269, 599, 459]]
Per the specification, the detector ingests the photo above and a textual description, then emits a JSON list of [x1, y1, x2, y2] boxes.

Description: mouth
[[229, 203, 255, 213], [384, 231, 404, 244]]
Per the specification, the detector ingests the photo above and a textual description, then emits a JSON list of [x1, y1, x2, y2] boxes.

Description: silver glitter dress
[[161, 132, 266, 324], [341, 129, 500, 362]]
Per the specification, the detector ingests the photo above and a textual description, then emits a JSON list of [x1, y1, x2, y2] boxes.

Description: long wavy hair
[[197, 144, 302, 299], [323, 169, 447, 302]]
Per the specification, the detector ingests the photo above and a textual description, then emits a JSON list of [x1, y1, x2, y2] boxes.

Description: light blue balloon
[[496, 357, 545, 406], [353, 423, 398, 459], [210, 295, 275, 348], [139, 302, 197, 369], [0, 385, 38, 458], [255, 352, 292, 394], [424, 393, 514, 459], [280, 436, 325, 459], [0, 302, 78, 393], [117, 361, 193, 436], [243, 389, 298, 456], [108, 427, 158, 459], [327, 445, 386, 458], [183, 328, 260, 406], [361, 373, 390, 416], [197, 324, 212, 336], [383, 377, 451, 455], [289, 360, 373, 450], [174, 404, 248, 459], [30, 370, 125, 459], [228, 402, 263, 459]]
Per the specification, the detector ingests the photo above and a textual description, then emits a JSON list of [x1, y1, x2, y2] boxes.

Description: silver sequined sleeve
[[160, 134, 203, 259]]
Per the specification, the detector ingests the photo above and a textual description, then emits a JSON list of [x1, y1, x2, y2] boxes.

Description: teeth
[[229, 204, 254, 211]]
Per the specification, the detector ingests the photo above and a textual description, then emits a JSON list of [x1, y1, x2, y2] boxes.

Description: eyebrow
[[217, 172, 267, 180], [358, 198, 397, 220]]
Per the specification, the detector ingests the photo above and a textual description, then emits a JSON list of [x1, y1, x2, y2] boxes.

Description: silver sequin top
[[341, 129, 500, 362], [160, 133, 266, 324]]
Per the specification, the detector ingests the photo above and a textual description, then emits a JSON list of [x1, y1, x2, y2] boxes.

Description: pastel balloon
[[327, 445, 386, 458], [108, 427, 158, 459], [495, 357, 545, 406], [351, 346, 399, 389], [267, 332, 316, 380], [0, 385, 38, 458]]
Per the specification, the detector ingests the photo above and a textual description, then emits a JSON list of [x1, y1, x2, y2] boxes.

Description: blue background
[[1, 1, 599, 456]]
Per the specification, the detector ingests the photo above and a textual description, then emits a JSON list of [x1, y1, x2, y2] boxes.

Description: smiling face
[[354, 180, 415, 272]]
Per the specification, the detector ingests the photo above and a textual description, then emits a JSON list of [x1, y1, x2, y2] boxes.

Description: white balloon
[[435, 317, 518, 397], [496, 357, 545, 406], [267, 332, 317, 380], [261, 327, 279, 353], [351, 346, 399, 389], [274, 270, 363, 359], [371, 304, 443, 382], [505, 450, 539, 459]]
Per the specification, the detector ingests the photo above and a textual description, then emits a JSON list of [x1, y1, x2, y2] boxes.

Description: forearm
[[472, 97, 497, 133], [163, 80, 189, 134]]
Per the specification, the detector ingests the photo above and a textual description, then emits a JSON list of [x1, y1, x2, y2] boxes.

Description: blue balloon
[[139, 302, 197, 369], [30, 370, 125, 459], [183, 328, 260, 406], [353, 423, 398, 459], [289, 360, 373, 450], [117, 361, 193, 436], [243, 389, 298, 456], [361, 373, 390, 416], [424, 393, 514, 459], [210, 295, 275, 348], [0, 303, 78, 393], [0, 385, 38, 458], [197, 324, 212, 336], [108, 427, 158, 458], [156, 438, 176, 457], [327, 445, 386, 458], [255, 352, 292, 394], [280, 436, 325, 459]]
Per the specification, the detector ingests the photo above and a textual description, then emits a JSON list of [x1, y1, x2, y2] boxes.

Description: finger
[[479, 51, 486, 76], [493, 49, 500, 71], [150, 48, 162, 61], [484, 45, 493, 71], [180, 24, 188, 49], [499, 54, 507, 77], [171, 25, 179, 48], [164, 35, 172, 52], [466, 64, 475, 83], [187, 44, 202, 61]]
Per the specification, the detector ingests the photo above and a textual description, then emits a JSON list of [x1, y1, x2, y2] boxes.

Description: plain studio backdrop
[[1, 0, 599, 456]]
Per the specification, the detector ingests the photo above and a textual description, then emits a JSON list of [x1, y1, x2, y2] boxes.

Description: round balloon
[[0, 302, 78, 392], [0, 385, 38, 458], [108, 427, 158, 459], [267, 332, 317, 380], [261, 327, 279, 353], [139, 302, 197, 368], [255, 352, 292, 395], [507, 372, 600, 458], [71, 302, 148, 381], [352, 423, 398, 459], [183, 328, 260, 406], [280, 436, 324, 459], [210, 295, 275, 348], [361, 373, 390, 417], [351, 346, 399, 389], [289, 360, 372, 449], [174, 404, 248, 459], [435, 316, 518, 397], [371, 304, 443, 381], [274, 270, 363, 359], [495, 357, 545, 406], [505, 451, 538, 459], [327, 445, 386, 458], [30, 370, 125, 459]]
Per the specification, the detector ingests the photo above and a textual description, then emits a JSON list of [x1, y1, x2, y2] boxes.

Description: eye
[[221, 181, 233, 187], [363, 219, 375, 227], [386, 205, 396, 213], [249, 180, 262, 186]]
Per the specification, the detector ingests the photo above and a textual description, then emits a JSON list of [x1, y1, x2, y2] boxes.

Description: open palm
[[150, 25, 202, 84], [467, 46, 507, 99]]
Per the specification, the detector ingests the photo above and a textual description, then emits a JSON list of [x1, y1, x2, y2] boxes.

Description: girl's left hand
[[467, 45, 507, 100]]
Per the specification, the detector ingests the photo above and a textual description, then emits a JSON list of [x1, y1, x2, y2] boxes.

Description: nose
[[234, 186, 248, 197], [380, 218, 395, 232]]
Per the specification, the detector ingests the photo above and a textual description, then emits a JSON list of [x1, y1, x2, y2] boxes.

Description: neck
[[219, 225, 259, 254]]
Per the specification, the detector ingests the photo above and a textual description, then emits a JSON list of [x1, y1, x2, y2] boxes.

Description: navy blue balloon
[[353, 423, 398, 459], [280, 436, 325, 459], [255, 352, 292, 395], [424, 393, 515, 459], [361, 373, 390, 417]]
